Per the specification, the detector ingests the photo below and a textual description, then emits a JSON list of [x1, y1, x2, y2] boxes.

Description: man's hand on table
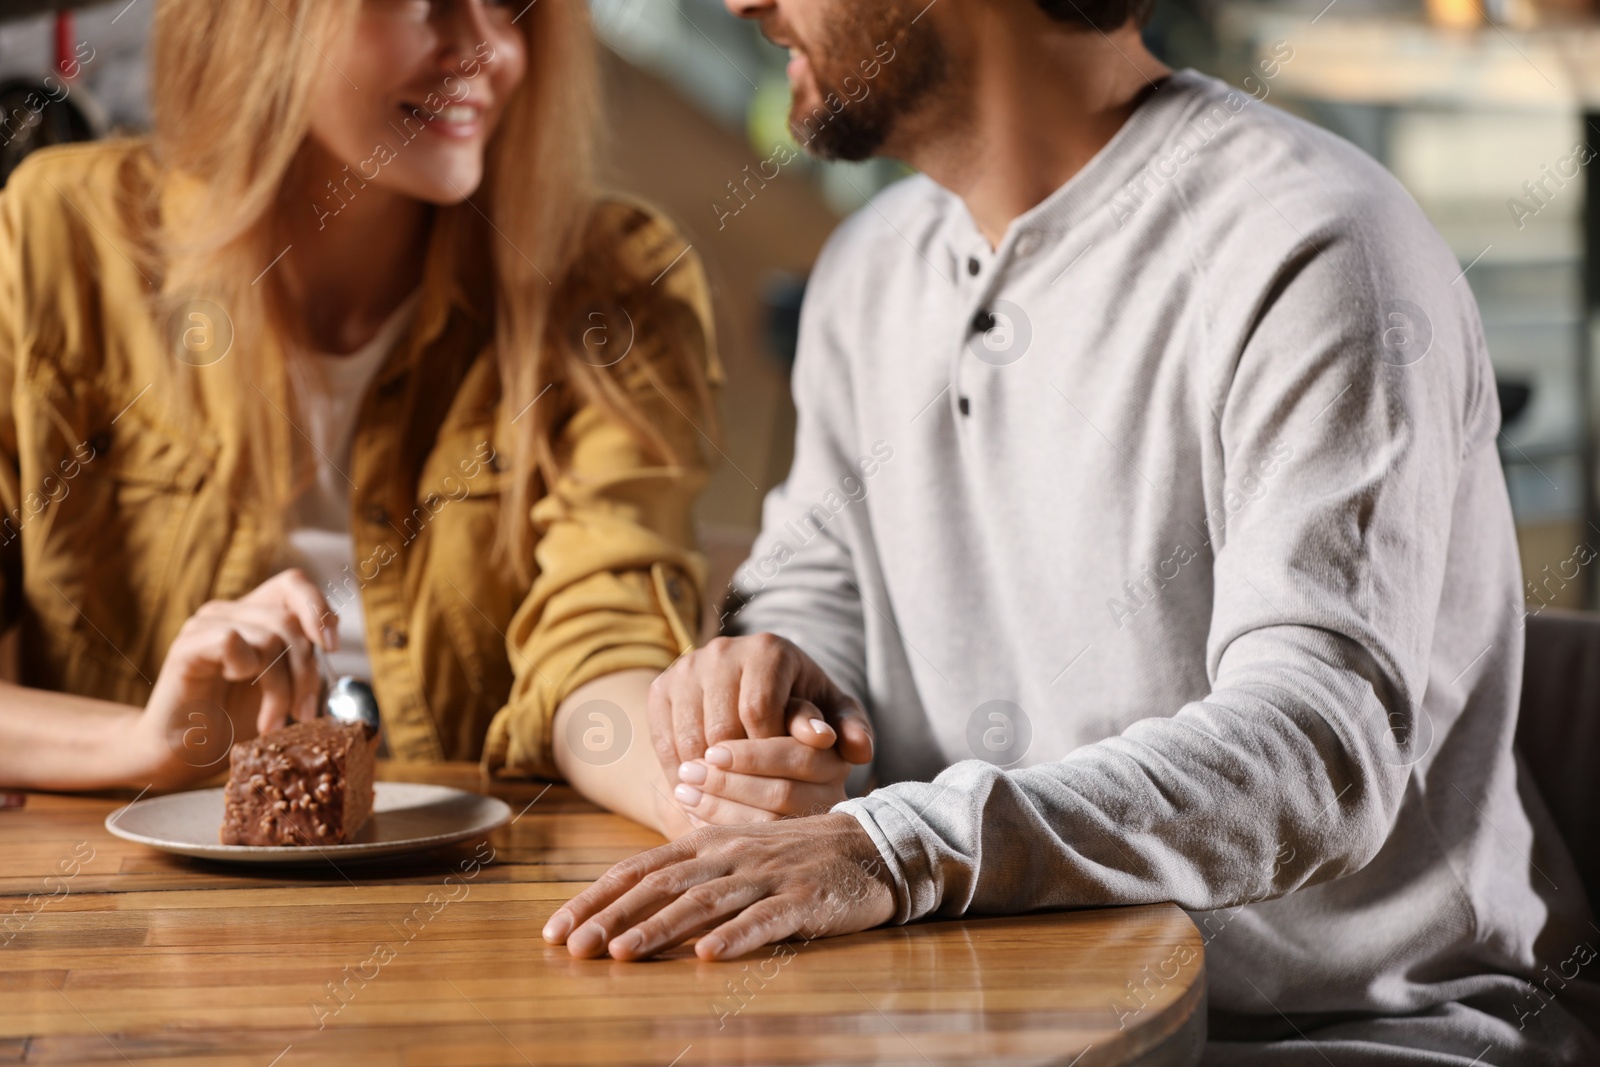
[[649, 635, 874, 824], [542, 811, 897, 961]]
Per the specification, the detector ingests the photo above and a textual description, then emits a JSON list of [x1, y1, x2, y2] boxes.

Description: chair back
[[1518, 608, 1600, 916]]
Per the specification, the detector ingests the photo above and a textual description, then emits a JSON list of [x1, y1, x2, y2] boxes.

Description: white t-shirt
[[286, 293, 420, 680]]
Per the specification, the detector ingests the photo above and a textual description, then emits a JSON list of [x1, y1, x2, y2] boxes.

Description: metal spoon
[[326, 676, 381, 736], [315, 647, 382, 736]]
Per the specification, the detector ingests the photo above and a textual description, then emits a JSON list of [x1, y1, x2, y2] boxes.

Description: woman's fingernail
[[543, 912, 572, 942], [704, 746, 732, 768], [809, 717, 834, 737], [612, 930, 643, 956], [674, 783, 703, 807], [677, 761, 707, 785], [699, 934, 726, 958]]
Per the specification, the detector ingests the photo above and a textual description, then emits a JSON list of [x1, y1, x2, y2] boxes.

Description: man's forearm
[[0, 682, 152, 791], [552, 669, 695, 840], [838, 639, 1403, 924]]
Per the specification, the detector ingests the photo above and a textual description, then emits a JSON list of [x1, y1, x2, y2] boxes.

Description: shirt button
[[382, 625, 409, 650], [424, 493, 443, 510], [1015, 233, 1041, 257], [967, 257, 981, 276], [958, 397, 971, 416], [87, 432, 112, 457], [376, 375, 406, 399], [364, 505, 390, 526], [485, 451, 503, 474], [972, 309, 997, 334]]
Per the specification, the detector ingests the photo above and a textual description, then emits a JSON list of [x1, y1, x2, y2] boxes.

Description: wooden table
[[0, 763, 1206, 1066]]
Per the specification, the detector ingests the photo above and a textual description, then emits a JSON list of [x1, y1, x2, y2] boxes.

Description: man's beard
[[786, 2, 948, 162]]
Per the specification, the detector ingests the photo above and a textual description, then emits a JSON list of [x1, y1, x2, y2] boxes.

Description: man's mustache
[[758, 14, 803, 54]]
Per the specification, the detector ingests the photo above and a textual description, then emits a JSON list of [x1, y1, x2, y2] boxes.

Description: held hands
[[131, 570, 335, 787], [649, 635, 875, 824], [553, 635, 897, 960]]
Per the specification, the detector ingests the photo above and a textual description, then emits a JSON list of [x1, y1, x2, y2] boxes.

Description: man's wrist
[[816, 812, 898, 933], [831, 800, 918, 925]]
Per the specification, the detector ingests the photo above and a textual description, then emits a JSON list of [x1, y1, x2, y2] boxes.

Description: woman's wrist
[[107, 704, 191, 791], [553, 669, 693, 838], [651, 784, 696, 841], [90, 697, 228, 792], [0, 682, 172, 791]]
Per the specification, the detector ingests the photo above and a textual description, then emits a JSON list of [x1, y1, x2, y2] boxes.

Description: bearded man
[[544, 2, 1600, 1063]]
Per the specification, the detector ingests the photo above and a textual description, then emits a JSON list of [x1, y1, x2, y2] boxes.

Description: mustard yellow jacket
[[0, 140, 713, 779]]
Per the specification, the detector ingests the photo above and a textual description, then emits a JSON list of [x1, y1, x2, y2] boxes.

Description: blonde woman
[[0, 0, 851, 836]]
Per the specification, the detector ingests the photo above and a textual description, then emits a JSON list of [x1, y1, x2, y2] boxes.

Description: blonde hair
[[148, 0, 708, 580]]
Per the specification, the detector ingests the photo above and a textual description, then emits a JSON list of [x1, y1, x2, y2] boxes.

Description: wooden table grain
[[0, 762, 1206, 1067]]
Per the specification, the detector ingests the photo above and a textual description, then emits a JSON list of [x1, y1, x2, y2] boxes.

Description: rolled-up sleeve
[[481, 225, 717, 779]]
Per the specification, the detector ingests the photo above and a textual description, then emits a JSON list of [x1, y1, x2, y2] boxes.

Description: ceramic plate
[[104, 783, 511, 865]]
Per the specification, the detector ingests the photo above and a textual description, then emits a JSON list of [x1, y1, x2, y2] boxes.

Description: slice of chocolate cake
[[221, 719, 378, 846]]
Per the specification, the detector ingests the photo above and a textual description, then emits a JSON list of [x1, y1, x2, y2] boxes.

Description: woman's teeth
[[399, 102, 479, 127]]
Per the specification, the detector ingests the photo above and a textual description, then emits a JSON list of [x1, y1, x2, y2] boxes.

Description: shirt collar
[[940, 69, 1227, 258]]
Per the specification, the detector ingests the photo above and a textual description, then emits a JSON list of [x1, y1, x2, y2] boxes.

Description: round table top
[[0, 763, 1206, 1066]]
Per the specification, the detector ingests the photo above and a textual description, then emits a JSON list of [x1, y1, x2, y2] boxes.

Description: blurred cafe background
[[5, 0, 1600, 615]]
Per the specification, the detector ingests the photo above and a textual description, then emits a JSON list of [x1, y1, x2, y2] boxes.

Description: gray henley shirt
[[728, 70, 1600, 1065]]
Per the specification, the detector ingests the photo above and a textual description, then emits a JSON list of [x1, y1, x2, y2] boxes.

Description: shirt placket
[[955, 239, 1002, 424], [953, 227, 1052, 427], [348, 362, 443, 762]]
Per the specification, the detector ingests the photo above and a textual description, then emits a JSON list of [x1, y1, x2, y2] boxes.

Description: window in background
[[589, 0, 908, 216]]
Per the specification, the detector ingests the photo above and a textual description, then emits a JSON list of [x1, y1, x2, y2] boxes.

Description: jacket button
[[666, 576, 685, 601], [364, 506, 390, 525], [971, 309, 997, 334], [382, 625, 409, 650]]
